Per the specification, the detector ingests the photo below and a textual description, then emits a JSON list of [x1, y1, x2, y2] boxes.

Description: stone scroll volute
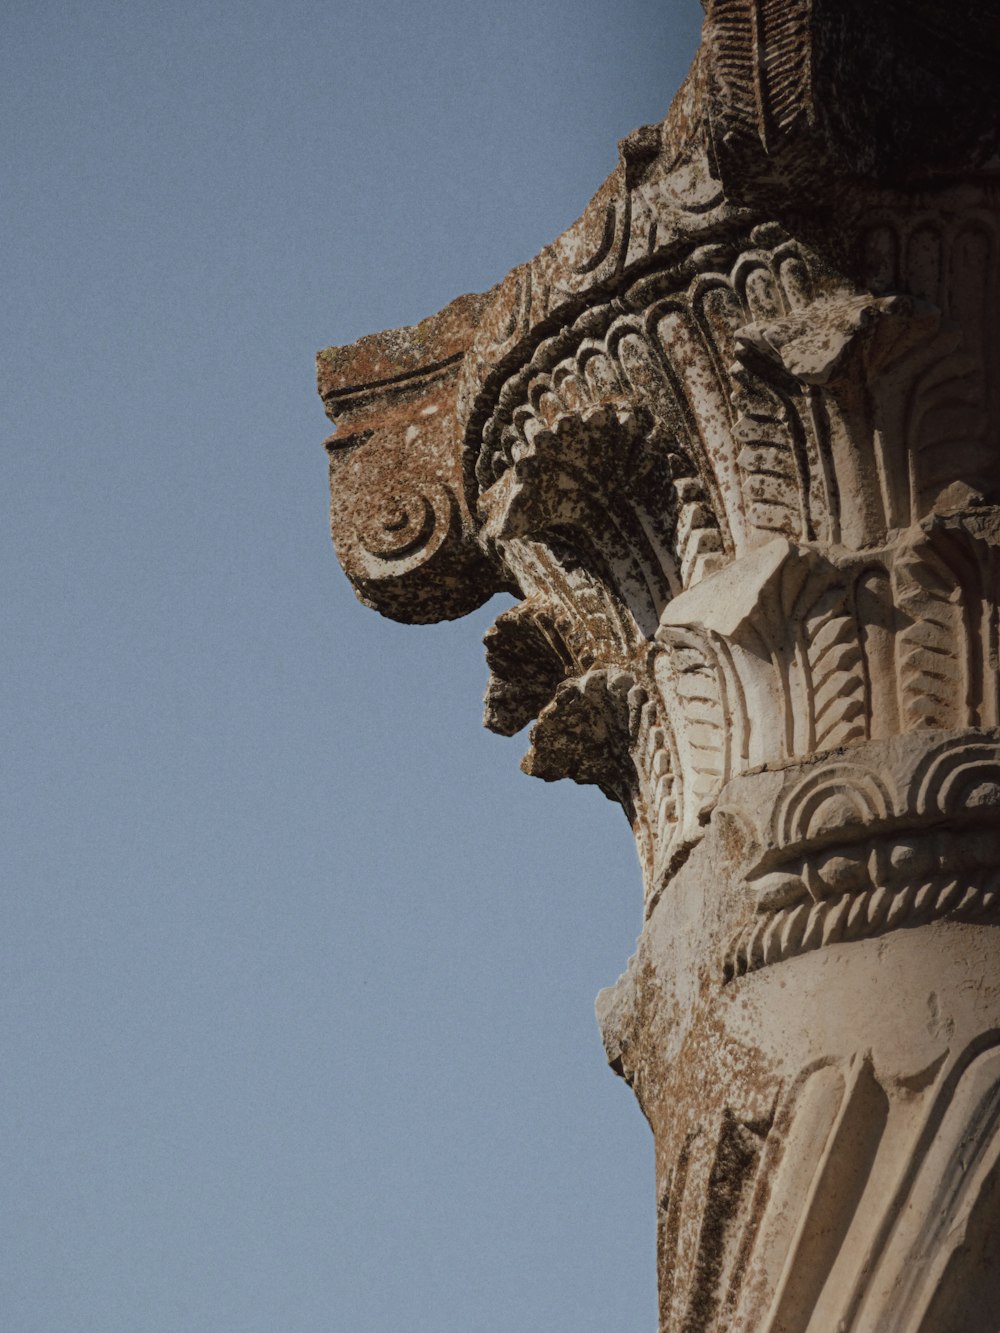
[[319, 5, 1000, 1329]]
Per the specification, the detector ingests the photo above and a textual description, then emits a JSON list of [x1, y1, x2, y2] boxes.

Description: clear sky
[[3, 3, 704, 1329]]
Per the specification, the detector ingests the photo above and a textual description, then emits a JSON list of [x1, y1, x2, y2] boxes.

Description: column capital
[[320, 5, 1000, 1327]]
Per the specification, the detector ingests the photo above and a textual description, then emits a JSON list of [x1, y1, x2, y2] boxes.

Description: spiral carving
[[355, 485, 454, 572]]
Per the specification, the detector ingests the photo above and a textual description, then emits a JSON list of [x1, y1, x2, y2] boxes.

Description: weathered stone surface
[[319, 4, 1000, 1327], [320, 292, 505, 622]]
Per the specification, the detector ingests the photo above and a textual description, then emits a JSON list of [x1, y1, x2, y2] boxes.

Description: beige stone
[[318, 4, 1000, 1327]]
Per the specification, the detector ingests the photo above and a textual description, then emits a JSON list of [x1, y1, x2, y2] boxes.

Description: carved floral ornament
[[320, 3, 1000, 1329]]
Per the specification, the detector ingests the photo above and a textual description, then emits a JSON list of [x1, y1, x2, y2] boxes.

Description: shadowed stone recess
[[319, 4, 1000, 1328]]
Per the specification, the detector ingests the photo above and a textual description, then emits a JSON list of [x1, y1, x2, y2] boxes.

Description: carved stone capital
[[319, 4, 1000, 1327]]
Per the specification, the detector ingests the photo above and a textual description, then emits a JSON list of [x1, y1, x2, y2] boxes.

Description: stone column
[[318, 5, 1000, 1328]]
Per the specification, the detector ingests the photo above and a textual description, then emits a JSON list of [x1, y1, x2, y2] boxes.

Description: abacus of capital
[[318, 4, 1000, 1328]]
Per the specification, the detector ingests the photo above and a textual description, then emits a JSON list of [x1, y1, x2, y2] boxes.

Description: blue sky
[[3, 3, 703, 1328]]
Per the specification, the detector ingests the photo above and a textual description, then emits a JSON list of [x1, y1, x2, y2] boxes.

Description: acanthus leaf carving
[[791, 569, 869, 755], [893, 541, 968, 734]]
